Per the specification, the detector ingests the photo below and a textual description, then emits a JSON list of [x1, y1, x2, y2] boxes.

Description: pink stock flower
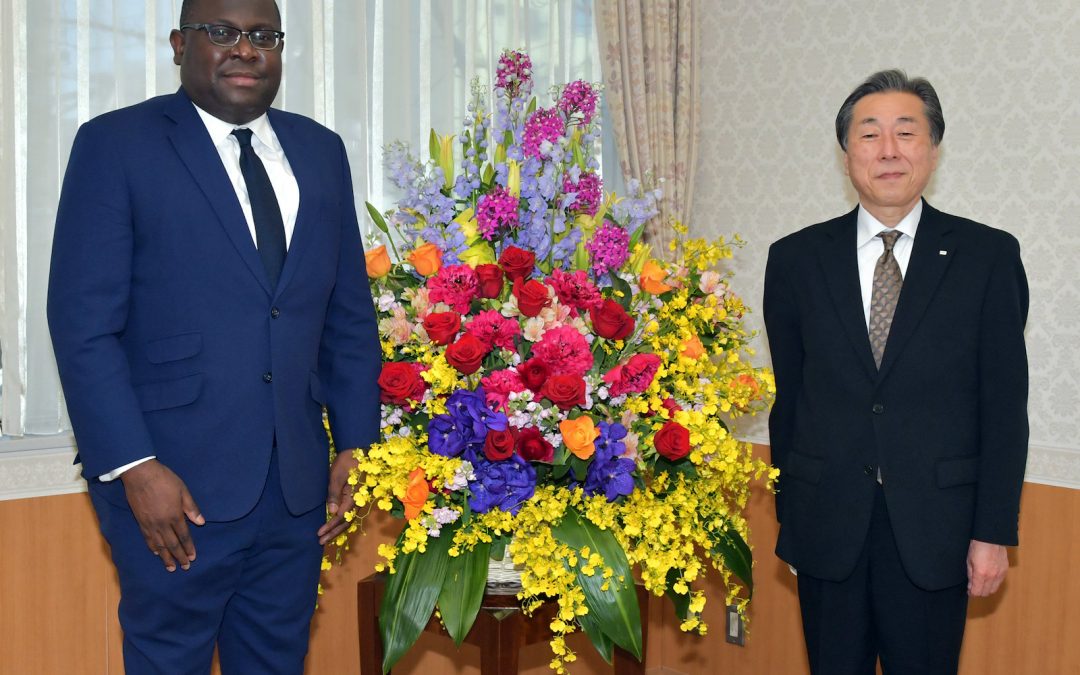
[[428, 264, 479, 314], [603, 353, 662, 396], [562, 171, 603, 216], [533, 325, 593, 377], [523, 108, 565, 159], [558, 80, 599, 124], [549, 268, 603, 314], [476, 186, 520, 240], [466, 309, 522, 350], [586, 221, 631, 276], [495, 49, 533, 96]]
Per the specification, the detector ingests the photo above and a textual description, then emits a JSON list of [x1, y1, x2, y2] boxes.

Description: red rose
[[475, 264, 505, 299], [483, 428, 516, 461], [517, 358, 549, 392], [661, 397, 683, 416], [378, 362, 427, 405], [423, 311, 462, 346], [499, 246, 536, 281], [445, 333, 489, 375], [589, 299, 635, 340], [513, 278, 551, 317], [654, 421, 691, 461], [541, 374, 587, 410], [515, 426, 554, 463]]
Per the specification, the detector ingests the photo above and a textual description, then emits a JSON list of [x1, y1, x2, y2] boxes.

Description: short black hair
[[835, 69, 945, 151], [179, 0, 282, 27]]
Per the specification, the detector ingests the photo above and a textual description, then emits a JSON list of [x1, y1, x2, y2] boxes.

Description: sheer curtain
[[0, 0, 601, 439]]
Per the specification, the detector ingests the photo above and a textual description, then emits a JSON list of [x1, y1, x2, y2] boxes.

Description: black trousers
[[796, 486, 969, 675]]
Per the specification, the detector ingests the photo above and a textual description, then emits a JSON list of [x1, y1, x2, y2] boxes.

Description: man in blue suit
[[46, 0, 381, 671], [764, 71, 1028, 674]]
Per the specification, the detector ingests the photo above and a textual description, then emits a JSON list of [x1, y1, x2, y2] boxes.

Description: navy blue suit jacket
[[763, 202, 1029, 590], [48, 89, 381, 521]]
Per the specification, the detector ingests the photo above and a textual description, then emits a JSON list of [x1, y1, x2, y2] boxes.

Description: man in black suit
[[763, 70, 1028, 674]]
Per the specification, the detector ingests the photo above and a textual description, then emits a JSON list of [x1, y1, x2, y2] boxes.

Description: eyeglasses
[[179, 24, 284, 51]]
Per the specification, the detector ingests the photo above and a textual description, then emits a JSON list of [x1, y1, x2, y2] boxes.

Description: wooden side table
[[357, 574, 648, 674]]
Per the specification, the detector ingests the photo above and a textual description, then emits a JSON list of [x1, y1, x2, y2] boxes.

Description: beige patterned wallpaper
[[691, 0, 1080, 487]]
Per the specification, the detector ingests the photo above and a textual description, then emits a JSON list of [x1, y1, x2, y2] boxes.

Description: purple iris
[[583, 423, 636, 502]]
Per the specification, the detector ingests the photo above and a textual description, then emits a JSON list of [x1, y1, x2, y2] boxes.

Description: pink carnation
[[481, 368, 527, 411], [476, 186, 520, 240], [532, 325, 593, 377], [562, 171, 603, 216], [427, 264, 479, 314], [523, 108, 565, 159], [558, 80, 599, 124], [549, 268, 603, 314], [603, 353, 662, 396], [466, 309, 522, 350]]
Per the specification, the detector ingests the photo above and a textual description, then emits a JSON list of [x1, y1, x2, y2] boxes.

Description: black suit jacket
[[763, 201, 1028, 590]]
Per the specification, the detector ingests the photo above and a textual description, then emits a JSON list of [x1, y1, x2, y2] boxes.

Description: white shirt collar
[[191, 103, 280, 153], [856, 199, 922, 248]]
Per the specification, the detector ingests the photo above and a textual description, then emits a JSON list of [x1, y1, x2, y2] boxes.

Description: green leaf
[[664, 568, 691, 621], [379, 528, 455, 673], [438, 540, 490, 646], [610, 273, 634, 311], [429, 128, 440, 163], [482, 163, 495, 185], [551, 509, 643, 661], [576, 603, 616, 663], [708, 522, 754, 596], [365, 201, 390, 235]]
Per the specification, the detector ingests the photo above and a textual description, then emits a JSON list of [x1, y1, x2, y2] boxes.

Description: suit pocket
[[146, 332, 202, 364], [309, 371, 327, 406], [134, 373, 202, 411], [784, 450, 824, 485], [936, 456, 978, 488]]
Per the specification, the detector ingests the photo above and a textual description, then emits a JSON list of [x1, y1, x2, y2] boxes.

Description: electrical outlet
[[725, 605, 745, 646]]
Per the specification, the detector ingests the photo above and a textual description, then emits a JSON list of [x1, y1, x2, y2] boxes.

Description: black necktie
[[231, 128, 286, 288]]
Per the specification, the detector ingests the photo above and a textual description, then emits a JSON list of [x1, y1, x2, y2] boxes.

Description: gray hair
[[835, 69, 944, 151]]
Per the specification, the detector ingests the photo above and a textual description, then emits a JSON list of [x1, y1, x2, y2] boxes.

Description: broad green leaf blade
[[551, 509, 643, 661], [365, 201, 390, 235], [709, 523, 754, 597], [429, 128, 440, 163], [664, 568, 691, 621], [576, 603, 615, 664], [379, 529, 454, 673], [437, 540, 490, 646]]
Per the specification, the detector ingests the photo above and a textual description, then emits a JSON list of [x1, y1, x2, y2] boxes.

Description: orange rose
[[680, 335, 705, 359], [401, 467, 430, 520], [733, 373, 760, 396], [639, 259, 673, 294], [408, 242, 443, 276], [365, 244, 392, 278], [560, 416, 600, 460]]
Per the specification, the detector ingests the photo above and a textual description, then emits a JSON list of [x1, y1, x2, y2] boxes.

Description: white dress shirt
[[100, 104, 300, 481], [856, 200, 921, 329]]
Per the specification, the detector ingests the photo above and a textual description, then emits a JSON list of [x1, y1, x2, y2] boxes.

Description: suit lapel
[[817, 208, 879, 380], [164, 90, 273, 296], [268, 109, 316, 296], [877, 201, 955, 380]]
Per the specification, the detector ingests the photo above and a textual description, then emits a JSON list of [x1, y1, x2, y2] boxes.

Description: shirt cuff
[[99, 456, 156, 482]]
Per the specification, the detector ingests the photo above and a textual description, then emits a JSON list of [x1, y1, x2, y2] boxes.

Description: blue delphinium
[[468, 455, 537, 515], [584, 422, 636, 502]]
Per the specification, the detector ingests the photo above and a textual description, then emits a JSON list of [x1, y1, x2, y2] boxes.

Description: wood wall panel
[[1, 445, 1077, 674]]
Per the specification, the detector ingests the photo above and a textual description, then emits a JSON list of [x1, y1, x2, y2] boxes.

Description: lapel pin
[[939, 250, 948, 256]]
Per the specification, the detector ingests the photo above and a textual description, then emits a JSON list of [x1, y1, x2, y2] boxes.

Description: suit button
[[270, 307, 280, 318], [263, 372, 273, 383], [872, 403, 884, 414], [864, 465, 874, 476]]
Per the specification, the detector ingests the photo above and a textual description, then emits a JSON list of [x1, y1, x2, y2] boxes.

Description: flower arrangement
[[327, 49, 776, 674]]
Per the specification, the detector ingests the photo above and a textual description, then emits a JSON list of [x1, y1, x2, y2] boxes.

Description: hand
[[317, 449, 360, 546], [967, 539, 1009, 597], [120, 459, 205, 572]]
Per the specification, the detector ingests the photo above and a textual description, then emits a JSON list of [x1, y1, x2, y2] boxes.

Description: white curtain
[[0, 0, 601, 437]]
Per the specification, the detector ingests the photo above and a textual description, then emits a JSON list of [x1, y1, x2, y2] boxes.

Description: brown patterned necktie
[[869, 230, 903, 368]]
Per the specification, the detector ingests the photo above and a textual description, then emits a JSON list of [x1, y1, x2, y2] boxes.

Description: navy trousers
[[796, 486, 969, 675], [89, 450, 325, 674]]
